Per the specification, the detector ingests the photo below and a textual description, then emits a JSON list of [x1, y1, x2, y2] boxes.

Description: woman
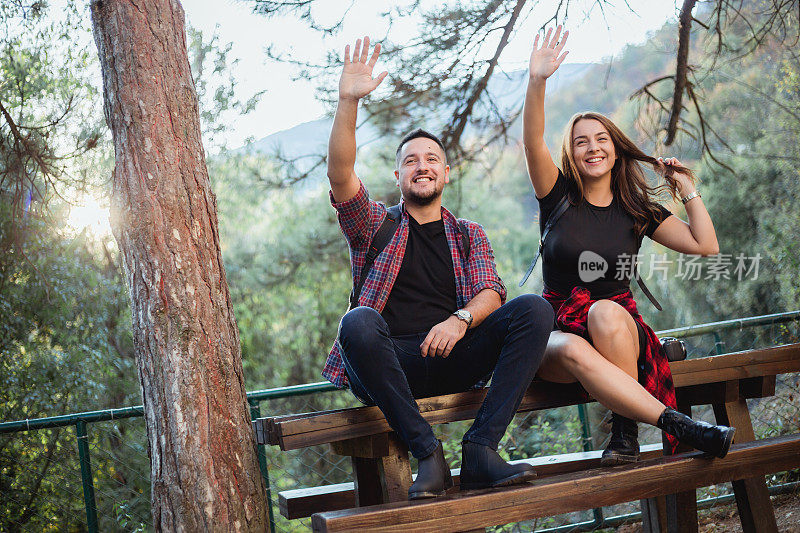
[[522, 26, 734, 462]]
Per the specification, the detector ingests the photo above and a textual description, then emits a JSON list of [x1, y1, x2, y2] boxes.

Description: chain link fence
[[2, 312, 798, 532]]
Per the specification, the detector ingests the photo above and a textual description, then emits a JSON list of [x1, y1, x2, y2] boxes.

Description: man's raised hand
[[529, 25, 569, 80], [339, 36, 388, 101]]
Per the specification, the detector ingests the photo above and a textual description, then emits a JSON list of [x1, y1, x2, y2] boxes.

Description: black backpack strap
[[457, 220, 470, 260], [349, 204, 401, 309], [519, 195, 570, 287], [633, 263, 662, 311]]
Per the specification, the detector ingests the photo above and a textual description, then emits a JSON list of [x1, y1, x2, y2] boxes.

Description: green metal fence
[[1, 311, 799, 532]]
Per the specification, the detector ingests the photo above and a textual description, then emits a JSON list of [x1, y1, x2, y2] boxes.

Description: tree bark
[[90, 1, 268, 530]]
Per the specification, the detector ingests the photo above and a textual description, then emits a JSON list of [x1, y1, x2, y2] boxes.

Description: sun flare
[[66, 197, 113, 237]]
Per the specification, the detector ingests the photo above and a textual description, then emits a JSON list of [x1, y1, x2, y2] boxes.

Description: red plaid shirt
[[323, 180, 507, 388]]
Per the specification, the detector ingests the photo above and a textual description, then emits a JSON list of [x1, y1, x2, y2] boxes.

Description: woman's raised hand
[[338, 36, 389, 102], [529, 25, 569, 80], [657, 157, 695, 196]]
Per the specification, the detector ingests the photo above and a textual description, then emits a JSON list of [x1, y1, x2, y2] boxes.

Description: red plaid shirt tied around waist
[[323, 180, 507, 388], [542, 286, 679, 452]]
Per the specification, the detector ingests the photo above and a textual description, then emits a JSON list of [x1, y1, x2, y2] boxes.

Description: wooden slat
[[311, 434, 800, 532], [259, 344, 800, 449], [670, 344, 800, 387], [713, 398, 778, 533], [280, 444, 663, 519], [664, 402, 698, 533]]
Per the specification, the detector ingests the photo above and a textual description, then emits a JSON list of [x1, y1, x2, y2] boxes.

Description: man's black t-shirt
[[382, 215, 458, 335], [538, 171, 672, 299]]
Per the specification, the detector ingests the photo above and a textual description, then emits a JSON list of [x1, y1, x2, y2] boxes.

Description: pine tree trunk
[[90, 1, 269, 530]]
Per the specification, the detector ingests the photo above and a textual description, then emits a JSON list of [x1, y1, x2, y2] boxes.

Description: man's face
[[394, 137, 450, 206]]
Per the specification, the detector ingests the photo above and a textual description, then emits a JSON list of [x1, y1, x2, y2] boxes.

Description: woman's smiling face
[[571, 118, 617, 181]]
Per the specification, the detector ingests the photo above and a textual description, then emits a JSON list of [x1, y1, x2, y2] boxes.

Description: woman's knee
[[587, 300, 629, 339], [556, 337, 596, 373]]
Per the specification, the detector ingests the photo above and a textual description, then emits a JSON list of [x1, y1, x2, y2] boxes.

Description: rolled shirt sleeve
[[329, 181, 373, 246], [464, 222, 507, 304]]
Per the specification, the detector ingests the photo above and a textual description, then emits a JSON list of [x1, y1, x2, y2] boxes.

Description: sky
[[182, 0, 683, 148]]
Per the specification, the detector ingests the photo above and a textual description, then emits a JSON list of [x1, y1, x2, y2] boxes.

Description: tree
[[90, 0, 268, 529], [253, 0, 799, 173]]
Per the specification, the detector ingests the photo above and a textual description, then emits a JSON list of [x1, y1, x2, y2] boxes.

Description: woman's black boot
[[657, 407, 735, 458], [408, 440, 453, 500], [460, 441, 537, 490], [601, 413, 640, 466]]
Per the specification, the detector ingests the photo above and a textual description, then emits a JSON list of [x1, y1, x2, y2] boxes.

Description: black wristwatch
[[452, 309, 473, 328]]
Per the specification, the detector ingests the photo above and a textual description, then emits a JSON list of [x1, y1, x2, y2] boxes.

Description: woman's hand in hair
[[529, 25, 569, 80], [656, 157, 695, 197]]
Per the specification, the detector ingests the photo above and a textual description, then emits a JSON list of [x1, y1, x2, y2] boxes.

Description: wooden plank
[[279, 444, 664, 519], [330, 434, 390, 458], [713, 398, 778, 533], [279, 483, 355, 519], [739, 375, 776, 399], [261, 345, 800, 449], [664, 402, 698, 533], [311, 434, 800, 532], [352, 457, 384, 507], [640, 496, 667, 533], [675, 380, 738, 407], [379, 435, 412, 503], [670, 344, 800, 387]]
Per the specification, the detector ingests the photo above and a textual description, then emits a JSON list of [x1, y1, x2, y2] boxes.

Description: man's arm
[[328, 36, 388, 203], [420, 288, 501, 358]]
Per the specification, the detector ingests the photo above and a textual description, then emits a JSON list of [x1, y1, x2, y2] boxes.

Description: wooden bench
[[253, 344, 800, 531]]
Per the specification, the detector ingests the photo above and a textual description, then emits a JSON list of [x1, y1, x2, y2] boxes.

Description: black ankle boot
[[459, 441, 536, 491], [657, 407, 736, 458], [408, 440, 453, 500], [601, 413, 640, 466]]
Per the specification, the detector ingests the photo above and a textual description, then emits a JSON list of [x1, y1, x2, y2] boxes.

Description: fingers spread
[[353, 39, 362, 63], [373, 71, 388, 88], [543, 27, 552, 47], [552, 25, 562, 48], [555, 50, 569, 67], [367, 42, 381, 68], [360, 36, 370, 63], [556, 30, 569, 52]]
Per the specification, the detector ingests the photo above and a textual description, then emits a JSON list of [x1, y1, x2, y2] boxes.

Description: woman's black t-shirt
[[537, 171, 672, 299]]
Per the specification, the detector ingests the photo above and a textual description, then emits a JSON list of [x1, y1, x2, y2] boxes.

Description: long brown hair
[[560, 112, 694, 235]]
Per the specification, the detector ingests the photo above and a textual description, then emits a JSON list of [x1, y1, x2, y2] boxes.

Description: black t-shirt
[[382, 215, 458, 335], [538, 171, 672, 299]]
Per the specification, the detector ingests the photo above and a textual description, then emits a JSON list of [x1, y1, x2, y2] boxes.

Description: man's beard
[[402, 184, 442, 206]]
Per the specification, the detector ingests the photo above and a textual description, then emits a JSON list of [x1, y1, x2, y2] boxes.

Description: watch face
[[455, 309, 472, 324]]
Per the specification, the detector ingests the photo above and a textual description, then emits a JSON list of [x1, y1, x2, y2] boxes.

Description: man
[[324, 36, 553, 500]]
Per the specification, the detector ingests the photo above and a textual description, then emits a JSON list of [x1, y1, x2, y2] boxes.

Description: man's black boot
[[459, 441, 536, 491], [408, 440, 453, 500], [657, 407, 736, 458], [600, 413, 640, 466]]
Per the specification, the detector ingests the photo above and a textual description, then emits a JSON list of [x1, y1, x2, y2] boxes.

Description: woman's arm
[[651, 157, 719, 256], [523, 26, 569, 199]]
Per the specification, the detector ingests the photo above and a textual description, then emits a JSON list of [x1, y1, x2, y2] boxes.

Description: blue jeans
[[337, 294, 553, 459]]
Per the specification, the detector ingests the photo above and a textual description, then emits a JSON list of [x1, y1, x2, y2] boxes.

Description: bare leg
[[586, 300, 639, 379], [537, 331, 665, 425]]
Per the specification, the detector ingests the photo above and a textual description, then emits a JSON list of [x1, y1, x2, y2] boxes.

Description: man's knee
[[338, 306, 385, 351], [507, 294, 554, 329]]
